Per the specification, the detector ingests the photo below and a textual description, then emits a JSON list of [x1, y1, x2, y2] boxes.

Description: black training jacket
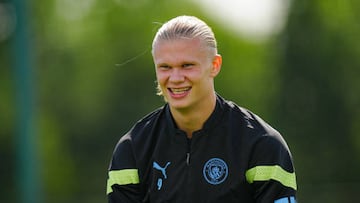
[[107, 95, 297, 203]]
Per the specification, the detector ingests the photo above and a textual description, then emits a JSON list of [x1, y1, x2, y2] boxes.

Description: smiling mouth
[[169, 87, 191, 95]]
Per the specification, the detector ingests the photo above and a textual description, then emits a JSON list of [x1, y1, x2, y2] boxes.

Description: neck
[[170, 93, 217, 139]]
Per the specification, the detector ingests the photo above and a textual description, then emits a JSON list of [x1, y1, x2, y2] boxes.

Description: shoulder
[[218, 100, 296, 178], [111, 106, 166, 160], [120, 105, 166, 143], [220, 97, 280, 137], [132, 106, 165, 133], [225, 104, 294, 171], [219, 96, 290, 155]]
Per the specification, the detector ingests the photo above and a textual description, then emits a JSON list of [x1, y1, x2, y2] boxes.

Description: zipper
[[186, 153, 190, 165], [186, 138, 191, 166], [185, 138, 192, 202]]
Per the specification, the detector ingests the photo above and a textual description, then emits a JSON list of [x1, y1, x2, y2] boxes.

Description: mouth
[[168, 87, 191, 97]]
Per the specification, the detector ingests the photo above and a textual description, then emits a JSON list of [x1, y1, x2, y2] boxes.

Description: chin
[[168, 100, 191, 111]]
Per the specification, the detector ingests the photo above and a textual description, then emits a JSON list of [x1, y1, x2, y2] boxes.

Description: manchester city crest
[[203, 158, 228, 185]]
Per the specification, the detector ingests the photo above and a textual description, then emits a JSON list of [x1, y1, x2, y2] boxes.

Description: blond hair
[[152, 16, 218, 56]]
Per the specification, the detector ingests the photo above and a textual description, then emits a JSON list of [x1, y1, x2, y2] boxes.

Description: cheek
[[156, 72, 167, 84], [192, 69, 210, 82]]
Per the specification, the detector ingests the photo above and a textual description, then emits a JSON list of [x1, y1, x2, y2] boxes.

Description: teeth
[[171, 87, 190, 94]]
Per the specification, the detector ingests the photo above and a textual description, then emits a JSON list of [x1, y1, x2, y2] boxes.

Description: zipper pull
[[186, 153, 190, 166]]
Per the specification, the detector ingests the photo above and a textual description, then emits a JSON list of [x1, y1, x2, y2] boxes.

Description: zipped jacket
[[107, 95, 297, 203]]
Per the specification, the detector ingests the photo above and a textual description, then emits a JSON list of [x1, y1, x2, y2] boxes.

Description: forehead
[[152, 38, 209, 64]]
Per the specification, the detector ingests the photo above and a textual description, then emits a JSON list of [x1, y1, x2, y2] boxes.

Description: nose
[[169, 68, 185, 83]]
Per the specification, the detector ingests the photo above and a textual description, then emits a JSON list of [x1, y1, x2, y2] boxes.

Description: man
[[107, 15, 297, 203]]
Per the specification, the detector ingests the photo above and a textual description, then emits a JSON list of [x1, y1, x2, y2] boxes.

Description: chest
[[140, 132, 254, 202]]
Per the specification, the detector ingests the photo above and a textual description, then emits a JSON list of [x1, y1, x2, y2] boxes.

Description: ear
[[210, 54, 222, 77]]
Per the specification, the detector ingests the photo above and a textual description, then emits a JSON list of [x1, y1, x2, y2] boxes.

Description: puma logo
[[153, 161, 171, 179]]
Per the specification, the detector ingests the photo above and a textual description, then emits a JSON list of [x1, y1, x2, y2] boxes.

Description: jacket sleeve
[[246, 133, 297, 203], [107, 135, 142, 203]]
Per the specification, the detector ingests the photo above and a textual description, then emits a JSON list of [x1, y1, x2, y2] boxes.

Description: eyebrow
[[156, 62, 170, 67], [157, 60, 198, 66]]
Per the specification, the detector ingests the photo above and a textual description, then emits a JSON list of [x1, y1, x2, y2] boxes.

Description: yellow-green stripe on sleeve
[[245, 165, 297, 190], [107, 169, 140, 194]]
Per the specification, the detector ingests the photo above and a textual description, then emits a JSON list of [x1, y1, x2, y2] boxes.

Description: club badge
[[203, 158, 228, 185]]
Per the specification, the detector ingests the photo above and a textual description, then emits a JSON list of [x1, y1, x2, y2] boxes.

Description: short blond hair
[[152, 16, 218, 56]]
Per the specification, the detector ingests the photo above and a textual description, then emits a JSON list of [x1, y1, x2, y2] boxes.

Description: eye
[[158, 64, 171, 69], [182, 63, 194, 68]]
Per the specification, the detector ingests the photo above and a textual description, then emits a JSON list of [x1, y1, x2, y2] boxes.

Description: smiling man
[[106, 16, 297, 203], [153, 34, 221, 138]]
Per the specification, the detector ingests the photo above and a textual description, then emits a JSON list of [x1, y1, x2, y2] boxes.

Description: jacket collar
[[164, 94, 225, 137]]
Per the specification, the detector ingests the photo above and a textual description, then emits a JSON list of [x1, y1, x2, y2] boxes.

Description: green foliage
[[1, 0, 359, 202], [275, 0, 360, 202]]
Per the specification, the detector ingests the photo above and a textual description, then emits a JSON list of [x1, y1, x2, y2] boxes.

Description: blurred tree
[[14, 0, 277, 201], [20, 0, 274, 202], [0, 36, 17, 203], [3, 0, 359, 202], [275, 0, 360, 202]]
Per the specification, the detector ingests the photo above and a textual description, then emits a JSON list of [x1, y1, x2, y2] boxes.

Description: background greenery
[[1, 0, 359, 202]]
